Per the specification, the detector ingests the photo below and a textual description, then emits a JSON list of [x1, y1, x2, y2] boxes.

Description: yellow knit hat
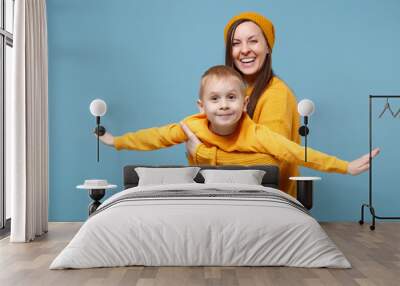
[[224, 12, 275, 50]]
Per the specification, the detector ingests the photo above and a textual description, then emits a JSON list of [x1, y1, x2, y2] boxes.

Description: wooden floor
[[0, 222, 399, 286]]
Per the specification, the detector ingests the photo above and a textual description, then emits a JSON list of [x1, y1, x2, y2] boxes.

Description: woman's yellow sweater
[[193, 77, 301, 197], [114, 113, 349, 175]]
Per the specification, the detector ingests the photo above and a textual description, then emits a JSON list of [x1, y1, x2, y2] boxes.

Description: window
[[0, 0, 14, 233]]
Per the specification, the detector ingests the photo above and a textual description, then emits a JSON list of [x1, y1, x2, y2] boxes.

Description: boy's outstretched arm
[[252, 125, 380, 175], [347, 148, 380, 175], [95, 124, 186, 151]]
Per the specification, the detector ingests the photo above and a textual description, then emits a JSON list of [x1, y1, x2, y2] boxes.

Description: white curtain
[[8, 0, 49, 242]]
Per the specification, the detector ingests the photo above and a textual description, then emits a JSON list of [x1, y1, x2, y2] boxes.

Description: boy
[[98, 65, 379, 176]]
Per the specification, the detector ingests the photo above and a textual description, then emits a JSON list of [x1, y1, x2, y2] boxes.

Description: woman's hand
[[348, 148, 380, 175], [94, 131, 114, 146], [180, 122, 202, 157]]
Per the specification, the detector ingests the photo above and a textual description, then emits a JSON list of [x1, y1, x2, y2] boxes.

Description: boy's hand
[[347, 148, 380, 175], [94, 131, 114, 146], [180, 122, 201, 157]]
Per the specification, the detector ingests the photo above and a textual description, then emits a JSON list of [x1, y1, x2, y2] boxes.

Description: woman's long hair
[[225, 19, 274, 118]]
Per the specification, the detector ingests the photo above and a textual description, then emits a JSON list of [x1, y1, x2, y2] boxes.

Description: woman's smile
[[240, 57, 256, 64], [238, 57, 257, 69]]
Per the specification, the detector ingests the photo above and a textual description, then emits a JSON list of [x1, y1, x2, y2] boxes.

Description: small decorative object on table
[[289, 176, 321, 210], [77, 179, 117, 215]]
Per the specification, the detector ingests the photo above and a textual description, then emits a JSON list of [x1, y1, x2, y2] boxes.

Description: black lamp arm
[[298, 116, 310, 137], [93, 116, 107, 162], [94, 116, 106, 136], [298, 116, 310, 162]]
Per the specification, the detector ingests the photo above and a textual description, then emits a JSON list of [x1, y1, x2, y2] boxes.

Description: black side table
[[289, 177, 321, 210], [77, 180, 117, 215]]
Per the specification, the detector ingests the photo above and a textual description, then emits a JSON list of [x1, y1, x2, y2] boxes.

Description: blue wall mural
[[47, 0, 400, 221]]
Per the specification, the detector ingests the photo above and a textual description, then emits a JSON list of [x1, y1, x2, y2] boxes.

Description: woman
[[185, 12, 301, 197]]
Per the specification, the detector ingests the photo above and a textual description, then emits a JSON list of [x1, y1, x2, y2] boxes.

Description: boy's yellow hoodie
[[114, 113, 348, 174]]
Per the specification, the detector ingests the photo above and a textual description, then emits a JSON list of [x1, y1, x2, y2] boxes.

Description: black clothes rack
[[359, 95, 400, 230]]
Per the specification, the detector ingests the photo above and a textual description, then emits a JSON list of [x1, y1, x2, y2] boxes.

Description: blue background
[[47, 0, 400, 221]]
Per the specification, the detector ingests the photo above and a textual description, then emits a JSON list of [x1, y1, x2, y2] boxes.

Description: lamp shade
[[90, 99, 107, 117], [297, 99, 315, 116]]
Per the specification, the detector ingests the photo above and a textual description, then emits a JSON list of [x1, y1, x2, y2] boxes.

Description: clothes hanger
[[394, 106, 400, 118], [378, 98, 395, 118]]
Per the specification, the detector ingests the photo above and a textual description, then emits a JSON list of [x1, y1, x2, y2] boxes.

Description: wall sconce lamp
[[90, 99, 107, 162], [297, 99, 315, 162]]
